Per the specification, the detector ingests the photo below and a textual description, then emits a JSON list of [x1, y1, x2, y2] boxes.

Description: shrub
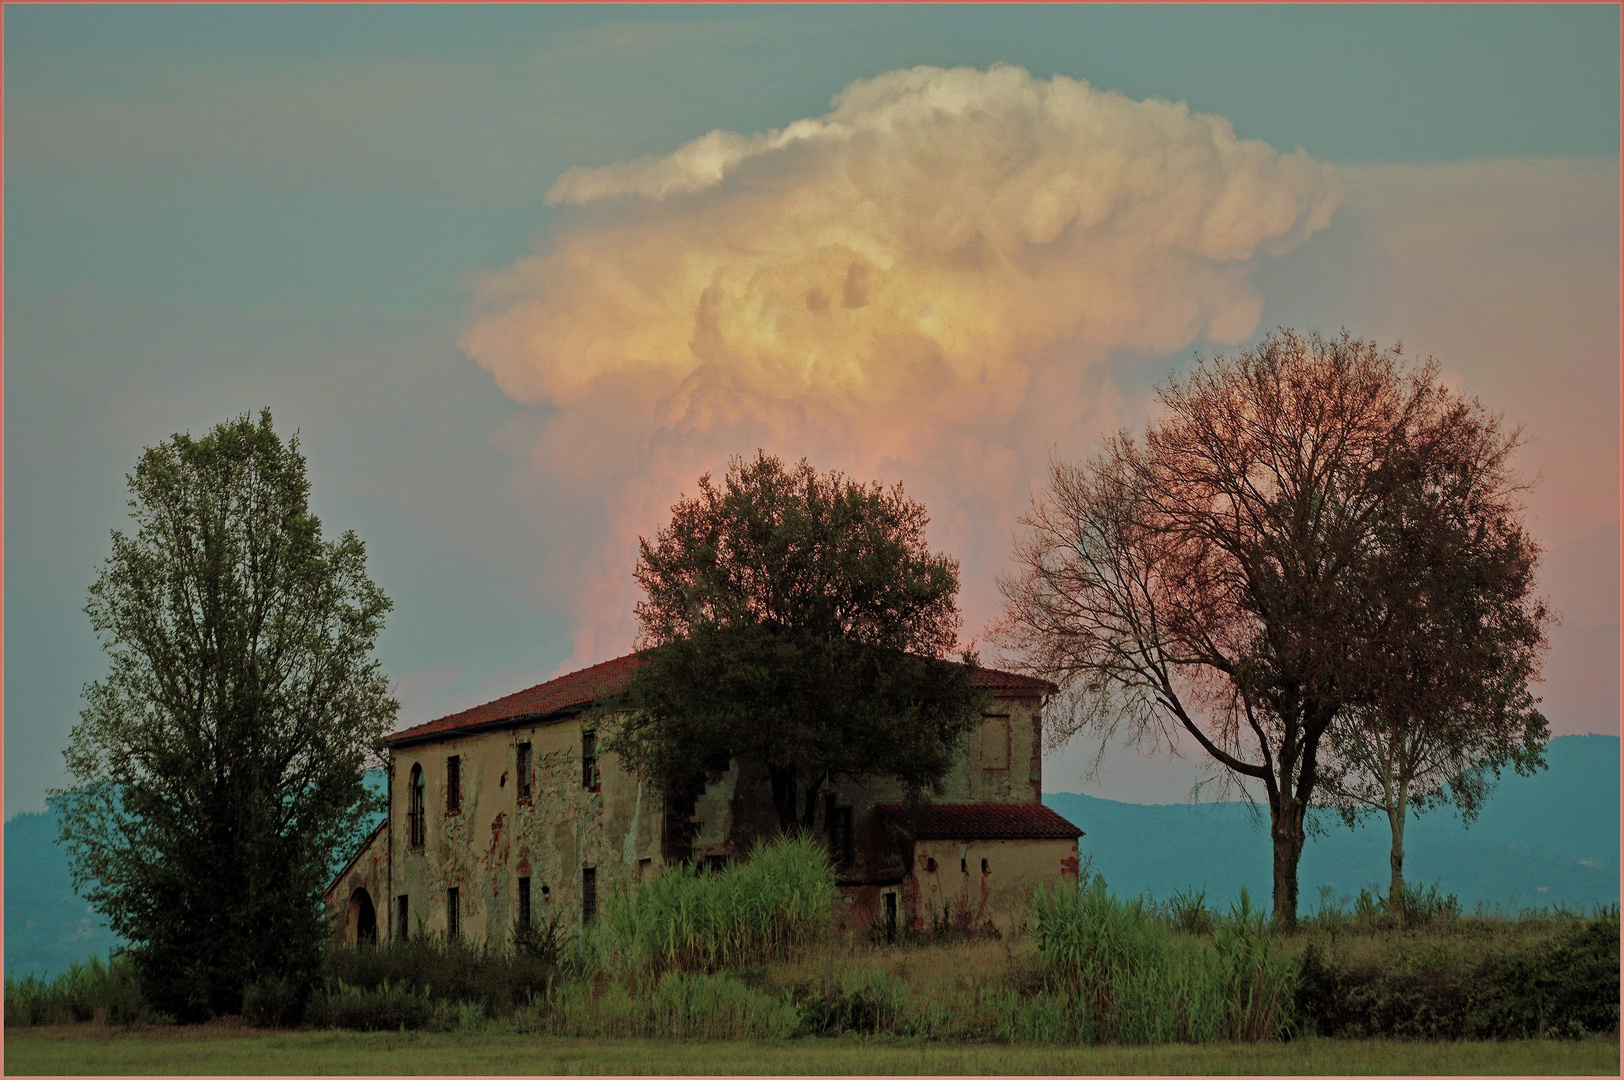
[[1166, 888, 1215, 937], [320, 927, 561, 1019], [241, 975, 303, 1028], [541, 971, 800, 1040], [3, 954, 160, 1026], [793, 970, 907, 1036], [304, 979, 442, 1031], [1295, 911, 1620, 1039], [590, 834, 834, 975]]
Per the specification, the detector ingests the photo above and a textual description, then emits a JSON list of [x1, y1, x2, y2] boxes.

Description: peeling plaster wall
[[907, 836, 1080, 935], [388, 713, 663, 946]]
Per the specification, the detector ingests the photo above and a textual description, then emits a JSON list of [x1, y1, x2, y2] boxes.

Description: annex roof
[[875, 802, 1085, 841], [385, 652, 1056, 748]]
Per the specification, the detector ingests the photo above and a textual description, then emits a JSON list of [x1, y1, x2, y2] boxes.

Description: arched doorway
[[350, 887, 377, 944]]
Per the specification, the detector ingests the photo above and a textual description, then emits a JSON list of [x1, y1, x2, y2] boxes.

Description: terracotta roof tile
[[386, 652, 1056, 747], [876, 802, 1084, 841]]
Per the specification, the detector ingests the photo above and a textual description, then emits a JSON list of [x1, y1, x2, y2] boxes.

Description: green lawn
[[4, 1026, 1617, 1076]]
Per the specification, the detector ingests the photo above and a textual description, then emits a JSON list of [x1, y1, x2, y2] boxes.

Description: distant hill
[[1045, 734, 1619, 912], [6, 736, 1616, 978]]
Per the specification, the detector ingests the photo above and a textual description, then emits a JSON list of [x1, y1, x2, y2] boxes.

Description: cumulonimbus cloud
[[460, 63, 1342, 668]]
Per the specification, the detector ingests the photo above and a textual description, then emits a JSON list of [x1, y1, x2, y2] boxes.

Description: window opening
[[518, 876, 531, 932], [516, 742, 532, 803], [824, 799, 854, 867], [582, 730, 599, 790], [582, 867, 597, 924], [408, 764, 426, 849], [447, 887, 461, 937], [883, 891, 898, 942], [397, 894, 409, 940], [447, 755, 462, 814]]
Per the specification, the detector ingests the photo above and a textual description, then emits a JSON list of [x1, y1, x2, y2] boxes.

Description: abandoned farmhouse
[[326, 653, 1083, 945]]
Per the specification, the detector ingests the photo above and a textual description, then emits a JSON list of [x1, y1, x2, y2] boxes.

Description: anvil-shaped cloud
[[460, 64, 1342, 667]]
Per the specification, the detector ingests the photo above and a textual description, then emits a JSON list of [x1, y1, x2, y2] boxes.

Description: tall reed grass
[[4, 954, 159, 1026], [1027, 879, 1295, 1043], [589, 833, 834, 975], [534, 971, 801, 1039]]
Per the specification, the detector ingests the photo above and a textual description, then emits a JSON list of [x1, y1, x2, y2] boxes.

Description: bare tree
[[999, 329, 1534, 928]]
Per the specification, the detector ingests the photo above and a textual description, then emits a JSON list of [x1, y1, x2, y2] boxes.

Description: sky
[[5, 5, 1619, 818]]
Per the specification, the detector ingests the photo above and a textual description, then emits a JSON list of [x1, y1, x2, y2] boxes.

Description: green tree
[[998, 330, 1545, 928], [607, 451, 986, 834], [1317, 407, 1549, 904], [51, 411, 397, 1021]]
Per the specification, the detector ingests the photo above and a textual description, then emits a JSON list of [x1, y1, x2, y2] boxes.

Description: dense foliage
[[1000, 330, 1548, 926], [51, 411, 397, 1022], [610, 451, 985, 831]]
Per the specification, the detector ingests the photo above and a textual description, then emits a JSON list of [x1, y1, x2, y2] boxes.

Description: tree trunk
[[1387, 784, 1409, 915], [768, 765, 800, 834], [1268, 793, 1307, 930]]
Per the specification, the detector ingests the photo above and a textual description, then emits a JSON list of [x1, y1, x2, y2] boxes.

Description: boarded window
[[397, 894, 409, 940], [447, 755, 462, 813], [516, 742, 532, 803], [447, 887, 461, 937], [408, 764, 426, 848], [582, 867, 597, 924], [582, 730, 599, 790], [980, 716, 1011, 770], [518, 876, 531, 932]]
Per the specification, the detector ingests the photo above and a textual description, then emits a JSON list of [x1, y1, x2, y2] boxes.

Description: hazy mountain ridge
[[6, 735, 1616, 978], [1045, 734, 1619, 912]]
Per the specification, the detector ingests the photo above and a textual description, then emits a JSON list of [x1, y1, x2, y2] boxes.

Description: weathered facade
[[325, 654, 1082, 944]]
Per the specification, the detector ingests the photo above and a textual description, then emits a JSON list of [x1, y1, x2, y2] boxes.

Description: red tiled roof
[[876, 802, 1084, 841], [386, 652, 1057, 747]]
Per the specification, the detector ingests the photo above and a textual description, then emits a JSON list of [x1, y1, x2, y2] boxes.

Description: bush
[[4, 954, 160, 1026], [793, 970, 907, 1036], [320, 927, 562, 1019], [304, 979, 442, 1031], [589, 834, 834, 975], [540, 971, 800, 1040], [1295, 911, 1620, 1039], [241, 975, 303, 1028]]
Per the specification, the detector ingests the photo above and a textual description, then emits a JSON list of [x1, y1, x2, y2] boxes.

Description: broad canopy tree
[[53, 411, 397, 1021], [998, 329, 1548, 928], [607, 452, 986, 836]]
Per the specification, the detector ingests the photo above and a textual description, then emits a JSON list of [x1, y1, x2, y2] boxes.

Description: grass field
[[3, 1025, 1618, 1076]]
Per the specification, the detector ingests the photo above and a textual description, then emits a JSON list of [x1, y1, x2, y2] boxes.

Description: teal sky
[[6, 5, 1619, 816]]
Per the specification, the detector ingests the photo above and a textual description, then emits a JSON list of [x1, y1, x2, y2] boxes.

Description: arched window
[[408, 764, 425, 849]]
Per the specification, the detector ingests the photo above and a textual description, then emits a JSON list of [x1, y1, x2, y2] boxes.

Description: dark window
[[518, 876, 532, 932], [516, 742, 532, 803], [925, 857, 938, 873], [825, 800, 854, 867], [447, 887, 461, 937], [704, 854, 729, 874], [582, 730, 599, 790], [981, 857, 990, 875], [397, 894, 409, 939], [582, 867, 597, 924], [408, 765, 426, 849], [446, 755, 462, 814], [883, 891, 898, 941]]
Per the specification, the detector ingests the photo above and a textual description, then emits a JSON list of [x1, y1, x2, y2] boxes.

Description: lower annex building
[[326, 653, 1083, 945]]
